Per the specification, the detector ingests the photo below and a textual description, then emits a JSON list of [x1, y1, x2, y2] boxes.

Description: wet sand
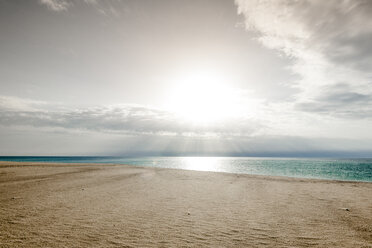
[[0, 161, 371, 247]]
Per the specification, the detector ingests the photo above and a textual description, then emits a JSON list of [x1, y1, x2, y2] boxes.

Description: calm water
[[0, 156, 371, 182]]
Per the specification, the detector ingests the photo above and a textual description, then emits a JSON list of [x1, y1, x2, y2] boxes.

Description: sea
[[0, 156, 371, 182]]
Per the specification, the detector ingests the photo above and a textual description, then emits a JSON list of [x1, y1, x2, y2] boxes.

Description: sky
[[1, 0, 372, 156]]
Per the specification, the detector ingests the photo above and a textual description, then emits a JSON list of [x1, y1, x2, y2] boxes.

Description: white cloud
[[235, 0, 372, 117], [39, 0, 71, 11], [39, 0, 121, 16], [0, 96, 47, 111]]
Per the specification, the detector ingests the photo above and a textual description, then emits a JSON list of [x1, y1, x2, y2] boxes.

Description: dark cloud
[[325, 33, 372, 72], [296, 83, 372, 118]]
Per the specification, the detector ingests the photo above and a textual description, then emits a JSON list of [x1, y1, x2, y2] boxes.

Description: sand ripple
[[0, 162, 371, 247]]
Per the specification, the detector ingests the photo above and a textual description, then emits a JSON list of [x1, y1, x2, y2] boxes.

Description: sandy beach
[[0, 162, 371, 247]]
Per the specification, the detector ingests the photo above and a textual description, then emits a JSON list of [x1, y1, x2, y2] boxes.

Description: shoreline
[[1, 161, 371, 247], [0, 160, 371, 184]]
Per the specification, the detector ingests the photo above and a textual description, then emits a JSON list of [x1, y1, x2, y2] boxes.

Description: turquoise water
[[0, 156, 371, 182]]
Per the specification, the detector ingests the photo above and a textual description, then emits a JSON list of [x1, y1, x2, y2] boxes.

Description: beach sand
[[0, 162, 371, 247]]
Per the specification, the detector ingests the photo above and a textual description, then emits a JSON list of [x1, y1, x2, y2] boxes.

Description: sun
[[166, 71, 243, 125]]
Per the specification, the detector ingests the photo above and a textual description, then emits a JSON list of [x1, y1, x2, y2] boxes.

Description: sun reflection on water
[[181, 157, 222, 172]]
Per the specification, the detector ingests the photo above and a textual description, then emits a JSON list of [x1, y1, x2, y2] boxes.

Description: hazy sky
[[1, 0, 372, 156]]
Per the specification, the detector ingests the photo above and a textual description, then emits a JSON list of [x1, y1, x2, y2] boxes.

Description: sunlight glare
[[182, 157, 222, 171], [167, 70, 244, 125]]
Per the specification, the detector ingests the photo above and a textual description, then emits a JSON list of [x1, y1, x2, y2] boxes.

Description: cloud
[[235, 0, 372, 63], [84, 0, 121, 17], [39, 0, 71, 11], [235, 0, 372, 118], [0, 96, 47, 111], [0, 96, 261, 137], [1, 96, 372, 156], [295, 83, 372, 118], [39, 0, 121, 16]]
